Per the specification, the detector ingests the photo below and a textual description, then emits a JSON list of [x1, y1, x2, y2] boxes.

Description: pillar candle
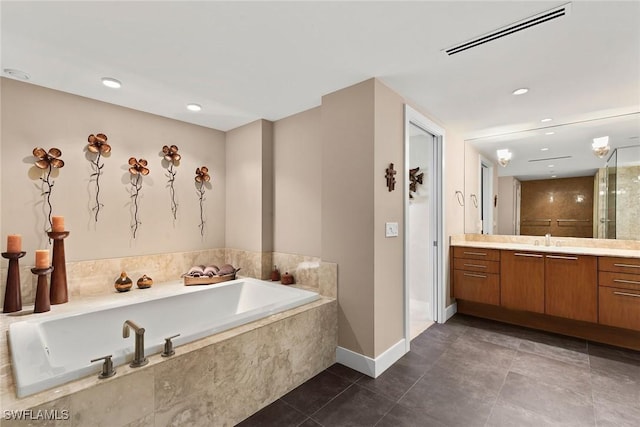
[[52, 216, 65, 232], [35, 250, 49, 269], [6, 235, 22, 253]]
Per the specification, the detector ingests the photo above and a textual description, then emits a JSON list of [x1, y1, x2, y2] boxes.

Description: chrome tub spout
[[122, 320, 148, 367]]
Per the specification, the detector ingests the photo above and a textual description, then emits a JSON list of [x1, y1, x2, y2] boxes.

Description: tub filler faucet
[[122, 320, 148, 367]]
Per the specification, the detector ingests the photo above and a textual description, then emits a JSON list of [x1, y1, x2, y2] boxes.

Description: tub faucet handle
[[161, 334, 181, 357], [90, 354, 116, 379]]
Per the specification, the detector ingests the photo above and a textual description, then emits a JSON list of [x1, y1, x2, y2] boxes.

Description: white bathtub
[[8, 277, 319, 398]]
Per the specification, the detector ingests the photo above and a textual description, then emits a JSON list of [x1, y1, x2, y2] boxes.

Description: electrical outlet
[[385, 222, 399, 237]]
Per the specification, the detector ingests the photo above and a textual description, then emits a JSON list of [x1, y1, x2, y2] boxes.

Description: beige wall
[[1, 78, 226, 261], [273, 107, 322, 257], [497, 176, 518, 235], [322, 79, 376, 357], [372, 80, 404, 356], [464, 142, 481, 233], [225, 119, 274, 253]]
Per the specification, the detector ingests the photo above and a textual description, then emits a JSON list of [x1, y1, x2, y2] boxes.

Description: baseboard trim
[[335, 338, 406, 378], [444, 302, 457, 322]]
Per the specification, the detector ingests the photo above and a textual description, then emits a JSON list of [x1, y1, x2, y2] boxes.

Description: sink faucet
[[545, 233, 551, 246], [122, 320, 148, 367]]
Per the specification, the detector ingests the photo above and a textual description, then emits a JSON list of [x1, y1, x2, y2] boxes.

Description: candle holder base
[[32, 266, 54, 314], [47, 231, 70, 305], [2, 251, 26, 313]]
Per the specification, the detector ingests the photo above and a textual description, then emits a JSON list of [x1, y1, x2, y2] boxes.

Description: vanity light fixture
[[4, 68, 30, 80], [512, 88, 529, 95], [592, 136, 610, 158], [496, 149, 512, 167], [101, 77, 121, 89], [186, 103, 202, 112]]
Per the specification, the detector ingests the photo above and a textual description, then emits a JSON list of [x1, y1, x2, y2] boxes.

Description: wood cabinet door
[[453, 270, 500, 305], [599, 287, 640, 331], [500, 250, 545, 313], [545, 254, 597, 322]]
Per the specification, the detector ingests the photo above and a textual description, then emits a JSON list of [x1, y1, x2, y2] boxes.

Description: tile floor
[[238, 314, 640, 427]]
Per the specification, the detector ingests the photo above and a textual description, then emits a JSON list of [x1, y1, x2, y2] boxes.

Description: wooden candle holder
[[31, 266, 54, 313], [47, 231, 69, 305], [2, 251, 26, 313]]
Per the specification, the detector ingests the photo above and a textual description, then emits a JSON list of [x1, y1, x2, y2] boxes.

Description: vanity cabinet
[[452, 247, 500, 305], [598, 256, 640, 331], [500, 250, 545, 313], [452, 244, 640, 351], [544, 254, 597, 322]]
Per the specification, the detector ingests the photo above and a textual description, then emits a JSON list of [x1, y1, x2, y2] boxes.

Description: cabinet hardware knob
[[613, 263, 640, 269], [463, 264, 487, 268], [546, 255, 578, 260], [463, 272, 487, 279], [613, 291, 640, 298], [514, 253, 543, 258], [613, 279, 640, 285]]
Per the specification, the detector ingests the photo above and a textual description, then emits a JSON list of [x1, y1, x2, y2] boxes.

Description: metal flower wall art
[[195, 166, 210, 237], [128, 158, 150, 239], [161, 144, 181, 220], [86, 133, 111, 222], [33, 147, 65, 232]]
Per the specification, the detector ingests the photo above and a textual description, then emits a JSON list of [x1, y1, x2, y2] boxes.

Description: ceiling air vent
[[528, 155, 572, 163], [444, 3, 572, 56]]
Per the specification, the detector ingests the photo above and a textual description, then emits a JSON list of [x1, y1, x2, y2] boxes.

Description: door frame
[[403, 104, 445, 351]]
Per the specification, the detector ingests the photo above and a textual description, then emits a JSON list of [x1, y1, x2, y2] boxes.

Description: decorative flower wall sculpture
[[87, 133, 111, 222], [195, 166, 210, 236], [128, 158, 149, 238], [33, 147, 65, 232], [162, 144, 181, 220]]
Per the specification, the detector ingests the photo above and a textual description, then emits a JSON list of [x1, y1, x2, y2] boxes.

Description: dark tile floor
[[237, 314, 640, 426]]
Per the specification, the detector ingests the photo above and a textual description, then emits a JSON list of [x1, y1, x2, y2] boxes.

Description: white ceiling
[[2, 1, 639, 179]]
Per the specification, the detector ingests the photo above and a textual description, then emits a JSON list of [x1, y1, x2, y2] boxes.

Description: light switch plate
[[385, 222, 399, 237]]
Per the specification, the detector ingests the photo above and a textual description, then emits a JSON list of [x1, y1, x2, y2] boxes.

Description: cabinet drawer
[[453, 258, 499, 274], [599, 271, 640, 291], [453, 270, 499, 305], [453, 247, 500, 261], [599, 287, 640, 331], [599, 257, 640, 274]]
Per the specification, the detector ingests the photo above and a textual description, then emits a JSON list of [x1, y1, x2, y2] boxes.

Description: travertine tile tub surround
[[0, 249, 338, 426]]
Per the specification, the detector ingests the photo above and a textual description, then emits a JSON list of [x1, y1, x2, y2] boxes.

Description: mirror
[[464, 112, 640, 239]]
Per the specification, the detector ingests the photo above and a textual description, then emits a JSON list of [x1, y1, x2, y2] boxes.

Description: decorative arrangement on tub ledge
[[86, 133, 111, 222], [195, 166, 211, 237], [32, 147, 65, 233], [409, 167, 424, 199], [161, 144, 181, 220], [385, 163, 396, 192], [127, 157, 150, 238], [183, 263, 240, 285]]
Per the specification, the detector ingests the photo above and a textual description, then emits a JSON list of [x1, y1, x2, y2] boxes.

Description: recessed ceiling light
[[4, 68, 30, 80], [101, 77, 121, 89], [548, 164, 555, 168], [551, 175, 557, 178], [541, 118, 553, 123], [541, 148, 549, 151], [545, 132, 555, 135], [186, 103, 202, 112], [512, 88, 529, 95]]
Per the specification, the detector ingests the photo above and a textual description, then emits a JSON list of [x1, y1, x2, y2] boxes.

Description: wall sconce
[[496, 149, 512, 167], [592, 136, 610, 158]]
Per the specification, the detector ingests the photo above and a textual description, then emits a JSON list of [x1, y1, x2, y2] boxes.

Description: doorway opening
[[404, 105, 444, 348], [480, 158, 494, 234]]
